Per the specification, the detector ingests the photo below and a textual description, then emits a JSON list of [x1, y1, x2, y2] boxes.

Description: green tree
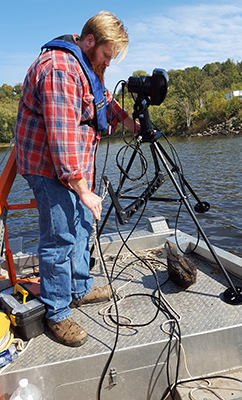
[[0, 84, 15, 99], [131, 70, 148, 77], [13, 83, 23, 99], [1, 60, 242, 143], [0, 83, 21, 143], [0, 101, 18, 142], [221, 59, 240, 90]]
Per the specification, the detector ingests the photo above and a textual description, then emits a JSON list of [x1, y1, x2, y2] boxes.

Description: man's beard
[[85, 47, 106, 85]]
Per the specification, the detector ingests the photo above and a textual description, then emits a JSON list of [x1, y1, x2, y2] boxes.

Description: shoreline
[[1, 117, 242, 147], [172, 117, 242, 138]]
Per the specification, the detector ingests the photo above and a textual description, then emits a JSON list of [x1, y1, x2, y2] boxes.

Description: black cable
[[96, 87, 189, 400], [96, 79, 134, 399], [165, 321, 177, 400], [109, 129, 183, 397], [96, 79, 148, 399], [147, 340, 171, 400], [110, 207, 182, 399], [97, 80, 127, 197], [110, 198, 148, 280], [116, 143, 148, 181], [174, 200, 200, 255], [96, 203, 182, 400], [95, 219, 120, 400]]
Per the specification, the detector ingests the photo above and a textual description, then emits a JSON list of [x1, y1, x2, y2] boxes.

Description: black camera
[[127, 68, 169, 106]]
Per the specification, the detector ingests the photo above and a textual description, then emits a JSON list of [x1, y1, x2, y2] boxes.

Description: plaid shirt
[[15, 48, 128, 191]]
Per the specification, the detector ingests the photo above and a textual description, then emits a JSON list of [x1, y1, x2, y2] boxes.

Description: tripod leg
[[153, 141, 239, 296], [155, 141, 210, 213]]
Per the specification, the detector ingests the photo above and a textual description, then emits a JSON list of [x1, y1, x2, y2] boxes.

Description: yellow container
[[0, 311, 13, 351]]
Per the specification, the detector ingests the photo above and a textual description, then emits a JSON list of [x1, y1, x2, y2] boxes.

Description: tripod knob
[[194, 201, 210, 213]]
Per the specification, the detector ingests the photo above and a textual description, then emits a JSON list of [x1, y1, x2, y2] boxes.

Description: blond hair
[[80, 11, 129, 62]]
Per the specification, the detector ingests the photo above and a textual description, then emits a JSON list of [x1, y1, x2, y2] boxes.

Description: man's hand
[[69, 177, 102, 221], [124, 115, 140, 135]]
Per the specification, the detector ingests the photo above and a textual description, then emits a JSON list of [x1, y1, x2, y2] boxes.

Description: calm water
[[1, 134, 242, 258]]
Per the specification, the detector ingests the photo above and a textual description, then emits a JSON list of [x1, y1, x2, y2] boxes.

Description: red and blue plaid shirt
[[15, 48, 128, 191]]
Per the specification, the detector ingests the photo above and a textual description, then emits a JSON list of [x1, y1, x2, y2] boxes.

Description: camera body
[[127, 68, 169, 106], [127, 69, 169, 141]]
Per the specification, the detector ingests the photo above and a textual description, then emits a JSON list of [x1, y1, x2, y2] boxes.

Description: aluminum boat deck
[[1, 217, 242, 400]]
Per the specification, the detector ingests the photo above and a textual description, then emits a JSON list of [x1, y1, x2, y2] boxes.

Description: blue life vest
[[41, 35, 107, 132]]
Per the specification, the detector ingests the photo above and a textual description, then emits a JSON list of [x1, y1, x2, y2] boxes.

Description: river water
[[1, 134, 242, 258]]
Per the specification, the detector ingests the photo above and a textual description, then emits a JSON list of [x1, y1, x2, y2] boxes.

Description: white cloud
[[104, 3, 242, 90], [1, 3, 242, 92]]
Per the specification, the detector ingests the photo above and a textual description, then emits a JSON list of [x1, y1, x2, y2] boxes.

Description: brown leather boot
[[46, 317, 88, 347], [70, 285, 114, 308]]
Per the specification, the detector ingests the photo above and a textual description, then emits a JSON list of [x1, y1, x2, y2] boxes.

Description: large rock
[[166, 242, 197, 289]]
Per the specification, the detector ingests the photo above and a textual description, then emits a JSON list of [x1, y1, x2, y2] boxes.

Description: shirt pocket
[[81, 92, 95, 123]]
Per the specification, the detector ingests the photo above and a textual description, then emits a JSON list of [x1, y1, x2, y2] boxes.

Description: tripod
[[92, 95, 242, 305]]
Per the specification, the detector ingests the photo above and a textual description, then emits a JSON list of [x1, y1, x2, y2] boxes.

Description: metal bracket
[[103, 172, 164, 225], [109, 368, 117, 386]]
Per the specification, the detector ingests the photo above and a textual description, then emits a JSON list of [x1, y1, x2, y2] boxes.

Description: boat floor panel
[[1, 248, 242, 373]]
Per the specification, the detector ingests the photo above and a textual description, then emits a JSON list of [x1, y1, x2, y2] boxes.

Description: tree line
[[0, 83, 22, 143], [1, 58, 242, 143], [115, 58, 242, 136]]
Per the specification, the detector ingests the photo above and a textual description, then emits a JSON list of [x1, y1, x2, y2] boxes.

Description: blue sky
[[1, 0, 242, 92]]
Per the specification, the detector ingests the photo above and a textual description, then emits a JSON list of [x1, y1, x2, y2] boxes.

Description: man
[[15, 11, 139, 347]]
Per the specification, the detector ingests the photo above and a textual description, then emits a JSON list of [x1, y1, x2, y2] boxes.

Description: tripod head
[[127, 69, 169, 142]]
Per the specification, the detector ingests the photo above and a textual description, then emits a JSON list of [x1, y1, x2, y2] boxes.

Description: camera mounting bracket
[[103, 171, 164, 225]]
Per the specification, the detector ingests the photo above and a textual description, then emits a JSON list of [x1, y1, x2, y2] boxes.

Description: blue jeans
[[23, 175, 94, 322]]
